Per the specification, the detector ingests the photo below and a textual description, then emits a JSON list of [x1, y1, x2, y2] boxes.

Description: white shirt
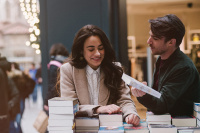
[[86, 65, 100, 105]]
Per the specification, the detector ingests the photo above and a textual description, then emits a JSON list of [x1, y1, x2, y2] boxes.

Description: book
[[47, 125, 74, 131], [49, 104, 78, 114], [75, 117, 99, 129], [194, 103, 200, 112], [49, 131, 74, 133], [123, 120, 149, 133], [172, 116, 196, 127], [75, 129, 99, 133], [99, 113, 123, 126], [197, 118, 200, 127], [49, 114, 75, 120], [48, 119, 74, 126], [148, 124, 177, 133], [98, 126, 124, 133], [147, 121, 171, 125], [48, 97, 78, 107], [177, 127, 200, 133], [122, 73, 161, 98], [146, 111, 171, 122]]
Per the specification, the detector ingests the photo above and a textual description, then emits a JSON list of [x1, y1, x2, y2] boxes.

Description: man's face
[[147, 30, 170, 57]]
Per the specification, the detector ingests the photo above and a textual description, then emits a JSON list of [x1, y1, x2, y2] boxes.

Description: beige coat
[[60, 63, 138, 118]]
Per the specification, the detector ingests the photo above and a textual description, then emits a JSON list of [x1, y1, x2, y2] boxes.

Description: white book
[[148, 124, 177, 133], [194, 103, 200, 112], [100, 121, 123, 126], [48, 125, 74, 131], [75, 117, 99, 127], [48, 97, 78, 107], [49, 104, 78, 114], [172, 116, 196, 127], [48, 119, 74, 126], [49, 114, 74, 120], [146, 111, 171, 122], [122, 73, 161, 98], [147, 121, 171, 125], [99, 113, 123, 122], [49, 130, 74, 133]]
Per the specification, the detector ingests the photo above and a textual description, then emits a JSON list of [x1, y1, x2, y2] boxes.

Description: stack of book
[[75, 115, 99, 132], [123, 119, 149, 133], [146, 111, 171, 125], [194, 102, 200, 127], [48, 97, 79, 133], [177, 127, 200, 133], [98, 113, 124, 133]]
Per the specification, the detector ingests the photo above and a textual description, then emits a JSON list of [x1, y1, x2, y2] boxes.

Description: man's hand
[[131, 82, 147, 97], [125, 114, 140, 126], [96, 104, 122, 114]]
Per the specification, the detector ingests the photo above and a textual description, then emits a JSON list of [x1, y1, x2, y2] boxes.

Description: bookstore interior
[[126, 0, 200, 82]]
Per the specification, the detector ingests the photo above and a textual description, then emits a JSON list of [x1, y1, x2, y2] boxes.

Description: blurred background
[[0, 0, 200, 132]]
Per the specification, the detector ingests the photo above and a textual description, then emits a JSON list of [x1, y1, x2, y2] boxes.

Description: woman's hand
[[131, 81, 147, 97], [96, 104, 122, 114], [125, 114, 140, 126]]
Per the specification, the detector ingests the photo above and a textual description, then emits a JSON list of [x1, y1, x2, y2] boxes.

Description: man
[[132, 14, 200, 117]]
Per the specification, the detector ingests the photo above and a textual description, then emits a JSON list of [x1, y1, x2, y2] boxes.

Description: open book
[[122, 73, 161, 98]]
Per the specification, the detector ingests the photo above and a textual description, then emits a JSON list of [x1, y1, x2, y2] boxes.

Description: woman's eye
[[99, 47, 104, 50]]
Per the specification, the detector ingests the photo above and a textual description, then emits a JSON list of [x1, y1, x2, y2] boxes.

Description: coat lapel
[[98, 70, 109, 105], [74, 67, 90, 105]]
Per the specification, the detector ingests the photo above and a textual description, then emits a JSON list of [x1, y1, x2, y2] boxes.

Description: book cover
[[148, 124, 177, 133], [49, 104, 78, 114], [172, 116, 196, 127], [48, 97, 78, 107], [146, 111, 171, 122], [98, 126, 124, 133], [123, 120, 149, 133]]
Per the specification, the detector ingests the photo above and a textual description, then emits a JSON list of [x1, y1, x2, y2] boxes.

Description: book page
[[122, 73, 161, 98]]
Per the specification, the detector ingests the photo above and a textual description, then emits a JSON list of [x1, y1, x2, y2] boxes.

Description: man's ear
[[169, 39, 176, 46]]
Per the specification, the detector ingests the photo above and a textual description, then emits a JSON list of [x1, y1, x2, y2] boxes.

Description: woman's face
[[83, 35, 105, 70]]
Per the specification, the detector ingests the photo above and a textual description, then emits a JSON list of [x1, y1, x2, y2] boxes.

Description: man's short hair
[[149, 14, 185, 47]]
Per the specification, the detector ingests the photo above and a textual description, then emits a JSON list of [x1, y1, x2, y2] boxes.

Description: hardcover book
[[146, 111, 171, 122], [48, 119, 74, 127], [48, 97, 78, 107], [172, 116, 196, 127], [75, 117, 99, 129], [49, 104, 78, 114], [194, 103, 200, 112], [49, 114, 75, 120], [99, 113, 123, 126], [148, 124, 177, 133]]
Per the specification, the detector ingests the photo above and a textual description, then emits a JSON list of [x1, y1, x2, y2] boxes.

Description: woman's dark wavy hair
[[149, 14, 185, 47], [68, 24, 124, 103]]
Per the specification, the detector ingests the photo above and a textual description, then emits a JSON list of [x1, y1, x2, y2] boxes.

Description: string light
[[19, 0, 40, 54]]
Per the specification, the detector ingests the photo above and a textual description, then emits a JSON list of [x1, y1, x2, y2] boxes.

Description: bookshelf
[[185, 29, 200, 54]]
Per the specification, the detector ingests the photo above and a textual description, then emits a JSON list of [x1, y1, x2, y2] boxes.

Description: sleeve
[[137, 66, 196, 114], [117, 82, 139, 119]]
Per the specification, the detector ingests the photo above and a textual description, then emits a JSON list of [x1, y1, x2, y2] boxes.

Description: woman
[[60, 25, 140, 125], [44, 43, 69, 111]]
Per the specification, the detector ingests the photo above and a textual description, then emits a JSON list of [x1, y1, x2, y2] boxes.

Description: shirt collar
[[86, 65, 100, 75]]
